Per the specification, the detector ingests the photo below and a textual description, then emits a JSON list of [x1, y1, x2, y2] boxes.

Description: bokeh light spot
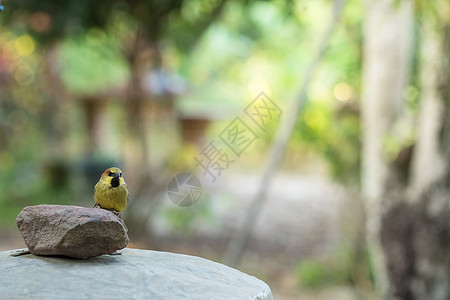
[[248, 76, 271, 99], [14, 35, 36, 57], [333, 82, 353, 101]]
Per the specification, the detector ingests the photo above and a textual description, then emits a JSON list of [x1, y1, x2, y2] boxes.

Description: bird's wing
[[126, 184, 129, 203]]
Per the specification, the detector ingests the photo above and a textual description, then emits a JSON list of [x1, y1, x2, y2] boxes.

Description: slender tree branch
[[223, 0, 347, 267]]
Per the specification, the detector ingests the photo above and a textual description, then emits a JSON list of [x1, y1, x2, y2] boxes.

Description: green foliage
[[177, 0, 363, 183], [2, 0, 106, 42], [1, 0, 185, 43], [0, 161, 78, 226], [1, 0, 366, 219], [293, 100, 361, 183], [296, 260, 331, 288], [296, 259, 350, 288], [60, 28, 129, 94], [296, 243, 375, 289], [163, 196, 213, 236], [295, 247, 352, 288]]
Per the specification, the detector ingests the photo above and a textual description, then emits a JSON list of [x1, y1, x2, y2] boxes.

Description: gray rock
[[16, 204, 128, 259], [0, 248, 273, 300]]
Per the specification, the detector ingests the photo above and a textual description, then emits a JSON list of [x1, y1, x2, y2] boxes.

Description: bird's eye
[[108, 172, 113, 176], [120, 173, 122, 177]]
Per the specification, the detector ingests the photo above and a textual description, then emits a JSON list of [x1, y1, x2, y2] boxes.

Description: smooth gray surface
[[0, 248, 273, 300]]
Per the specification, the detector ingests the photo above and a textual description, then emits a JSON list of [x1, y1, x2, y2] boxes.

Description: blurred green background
[[1, 0, 448, 299]]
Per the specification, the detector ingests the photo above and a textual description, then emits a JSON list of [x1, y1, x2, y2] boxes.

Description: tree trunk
[[42, 43, 69, 158], [380, 4, 450, 299], [124, 37, 151, 178], [361, 0, 413, 295]]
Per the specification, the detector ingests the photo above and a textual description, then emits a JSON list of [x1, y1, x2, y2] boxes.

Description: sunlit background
[[1, 0, 449, 299]]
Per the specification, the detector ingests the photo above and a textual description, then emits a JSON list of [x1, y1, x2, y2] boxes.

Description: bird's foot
[[10, 249, 31, 257], [109, 209, 121, 219]]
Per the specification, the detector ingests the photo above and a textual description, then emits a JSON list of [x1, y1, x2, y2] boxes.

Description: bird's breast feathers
[[94, 180, 128, 212]]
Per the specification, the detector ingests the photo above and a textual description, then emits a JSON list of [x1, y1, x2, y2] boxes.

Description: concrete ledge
[[0, 248, 273, 300]]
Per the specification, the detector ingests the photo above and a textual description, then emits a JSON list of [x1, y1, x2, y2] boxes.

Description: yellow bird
[[94, 167, 129, 217]]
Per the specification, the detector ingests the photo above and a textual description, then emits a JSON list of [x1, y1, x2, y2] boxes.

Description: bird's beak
[[113, 172, 120, 179]]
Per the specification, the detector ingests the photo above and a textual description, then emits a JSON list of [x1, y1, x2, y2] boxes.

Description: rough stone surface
[[16, 204, 128, 259], [0, 248, 273, 300]]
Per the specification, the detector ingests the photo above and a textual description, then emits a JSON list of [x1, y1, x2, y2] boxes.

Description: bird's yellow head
[[99, 167, 126, 188]]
